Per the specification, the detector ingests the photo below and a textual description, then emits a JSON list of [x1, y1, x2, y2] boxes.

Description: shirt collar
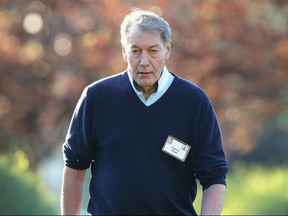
[[127, 66, 170, 95]]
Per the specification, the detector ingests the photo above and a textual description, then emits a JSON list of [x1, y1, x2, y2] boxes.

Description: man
[[61, 8, 228, 215]]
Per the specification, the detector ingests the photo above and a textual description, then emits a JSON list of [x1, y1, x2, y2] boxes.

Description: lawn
[[194, 163, 288, 215]]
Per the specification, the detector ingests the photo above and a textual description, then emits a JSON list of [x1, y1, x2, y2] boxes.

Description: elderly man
[[61, 8, 228, 215]]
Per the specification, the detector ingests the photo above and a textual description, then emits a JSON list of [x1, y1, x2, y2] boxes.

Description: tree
[[0, 0, 287, 166]]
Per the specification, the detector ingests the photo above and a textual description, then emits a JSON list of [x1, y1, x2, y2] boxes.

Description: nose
[[140, 51, 149, 67]]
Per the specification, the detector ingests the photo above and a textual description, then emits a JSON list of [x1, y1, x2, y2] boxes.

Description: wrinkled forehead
[[128, 31, 164, 50], [126, 26, 165, 46]]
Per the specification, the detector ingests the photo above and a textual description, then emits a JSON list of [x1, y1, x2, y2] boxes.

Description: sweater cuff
[[202, 176, 226, 190], [63, 144, 92, 170]]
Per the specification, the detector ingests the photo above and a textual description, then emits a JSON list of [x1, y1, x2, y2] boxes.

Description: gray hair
[[120, 8, 172, 47]]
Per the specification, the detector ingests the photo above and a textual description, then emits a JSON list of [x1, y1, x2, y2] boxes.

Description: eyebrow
[[130, 44, 161, 49]]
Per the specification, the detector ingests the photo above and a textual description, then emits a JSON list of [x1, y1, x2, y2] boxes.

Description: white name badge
[[162, 136, 191, 162]]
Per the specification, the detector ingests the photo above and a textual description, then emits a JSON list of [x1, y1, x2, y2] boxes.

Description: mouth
[[139, 72, 152, 75]]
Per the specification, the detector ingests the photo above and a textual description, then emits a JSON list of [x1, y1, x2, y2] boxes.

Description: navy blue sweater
[[63, 71, 228, 215]]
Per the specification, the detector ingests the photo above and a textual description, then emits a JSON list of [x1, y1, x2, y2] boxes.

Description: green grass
[[194, 163, 288, 215], [3, 150, 286, 215], [0, 151, 59, 215]]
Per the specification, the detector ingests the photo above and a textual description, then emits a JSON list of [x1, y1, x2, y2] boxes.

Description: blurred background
[[0, 0, 288, 214]]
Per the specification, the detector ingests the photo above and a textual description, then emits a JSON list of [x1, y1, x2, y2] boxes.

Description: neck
[[133, 80, 158, 100]]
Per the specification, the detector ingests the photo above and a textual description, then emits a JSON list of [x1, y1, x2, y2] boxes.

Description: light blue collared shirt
[[128, 66, 174, 106]]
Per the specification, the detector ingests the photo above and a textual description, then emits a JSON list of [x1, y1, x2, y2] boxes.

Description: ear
[[122, 46, 128, 62], [165, 42, 172, 60]]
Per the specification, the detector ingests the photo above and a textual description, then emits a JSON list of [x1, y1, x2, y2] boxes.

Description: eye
[[131, 49, 140, 53], [149, 49, 159, 56], [130, 49, 141, 56]]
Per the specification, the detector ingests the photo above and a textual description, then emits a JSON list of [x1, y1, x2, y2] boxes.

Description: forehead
[[127, 28, 164, 47]]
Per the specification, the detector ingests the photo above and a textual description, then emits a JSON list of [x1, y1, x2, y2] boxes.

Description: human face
[[122, 29, 171, 98]]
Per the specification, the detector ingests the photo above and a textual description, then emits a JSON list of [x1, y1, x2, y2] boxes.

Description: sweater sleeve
[[193, 92, 228, 190], [62, 86, 96, 170]]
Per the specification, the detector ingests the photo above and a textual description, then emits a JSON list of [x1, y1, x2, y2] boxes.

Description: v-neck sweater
[[127, 66, 174, 106], [63, 70, 228, 215]]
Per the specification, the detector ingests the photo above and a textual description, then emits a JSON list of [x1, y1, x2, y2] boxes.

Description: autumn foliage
[[0, 0, 288, 166]]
